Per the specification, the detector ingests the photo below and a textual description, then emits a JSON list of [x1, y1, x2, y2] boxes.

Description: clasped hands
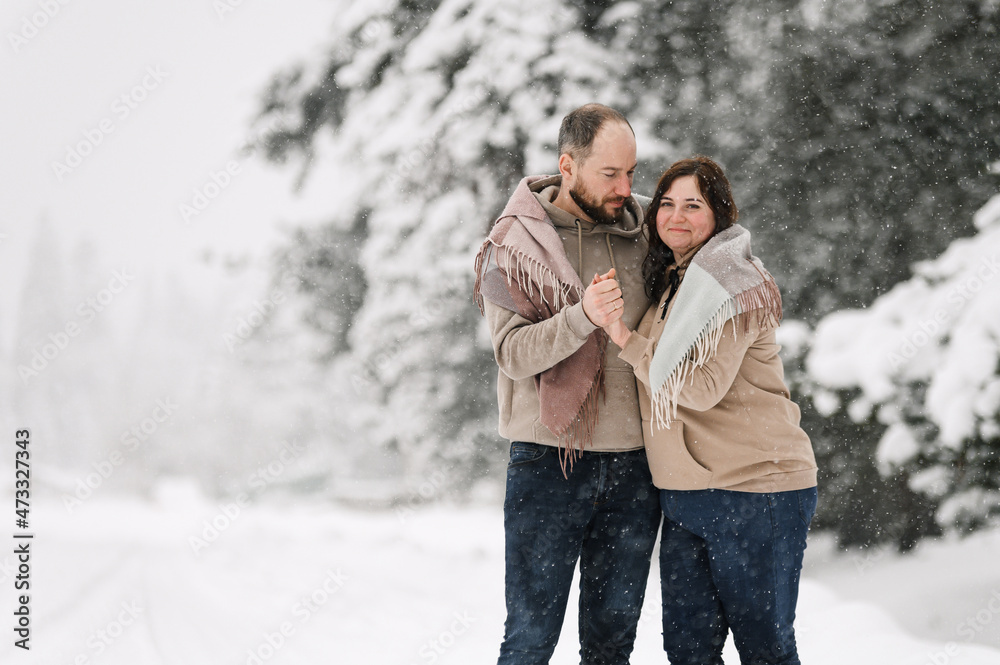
[[582, 268, 632, 348]]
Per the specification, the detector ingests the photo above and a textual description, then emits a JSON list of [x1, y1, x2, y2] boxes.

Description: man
[[474, 104, 661, 665]]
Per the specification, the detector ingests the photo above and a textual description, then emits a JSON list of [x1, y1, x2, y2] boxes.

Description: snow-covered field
[[3, 487, 1000, 665]]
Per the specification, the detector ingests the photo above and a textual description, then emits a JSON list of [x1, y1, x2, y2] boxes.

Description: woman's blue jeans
[[498, 442, 662, 665], [658, 487, 818, 665]]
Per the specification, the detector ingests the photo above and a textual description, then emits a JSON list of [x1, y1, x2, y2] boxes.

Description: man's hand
[[585, 269, 634, 348], [582, 268, 625, 328]]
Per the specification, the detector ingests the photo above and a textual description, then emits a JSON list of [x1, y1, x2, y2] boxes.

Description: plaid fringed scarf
[[649, 224, 782, 429], [473, 176, 606, 475]]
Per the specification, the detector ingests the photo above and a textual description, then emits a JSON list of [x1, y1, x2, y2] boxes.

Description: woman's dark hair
[[641, 155, 738, 301]]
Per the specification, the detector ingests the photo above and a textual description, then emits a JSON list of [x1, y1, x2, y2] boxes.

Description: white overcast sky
[[0, 0, 344, 350]]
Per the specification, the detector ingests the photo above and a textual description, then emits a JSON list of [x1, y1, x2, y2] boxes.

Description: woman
[[603, 156, 818, 665]]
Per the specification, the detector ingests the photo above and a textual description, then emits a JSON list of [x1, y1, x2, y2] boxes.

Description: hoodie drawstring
[[574, 219, 620, 280]]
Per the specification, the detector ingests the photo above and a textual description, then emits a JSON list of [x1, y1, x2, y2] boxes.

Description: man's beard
[[569, 184, 627, 225]]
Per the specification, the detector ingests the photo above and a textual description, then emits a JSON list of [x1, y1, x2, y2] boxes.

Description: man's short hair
[[557, 104, 633, 165]]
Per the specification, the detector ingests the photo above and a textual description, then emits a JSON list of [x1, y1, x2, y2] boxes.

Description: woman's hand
[[604, 317, 632, 349]]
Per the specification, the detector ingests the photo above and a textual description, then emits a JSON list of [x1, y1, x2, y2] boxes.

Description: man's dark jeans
[[497, 442, 661, 665], [658, 487, 818, 665]]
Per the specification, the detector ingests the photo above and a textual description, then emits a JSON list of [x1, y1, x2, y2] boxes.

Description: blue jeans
[[498, 442, 662, 665], [658, 487, 817, 665]]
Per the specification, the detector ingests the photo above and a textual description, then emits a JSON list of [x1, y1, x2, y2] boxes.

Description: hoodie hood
[[527, 175, 645, 239]]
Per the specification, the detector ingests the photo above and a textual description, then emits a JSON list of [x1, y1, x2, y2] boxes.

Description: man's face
[[566, 121, 636, 224]]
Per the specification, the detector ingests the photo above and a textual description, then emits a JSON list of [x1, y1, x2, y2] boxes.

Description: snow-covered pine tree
[[808, 184, 1000, 538], [772, 0, 1000, 549], [252, 0, 637, 497], [750, 0, 1000, 321]]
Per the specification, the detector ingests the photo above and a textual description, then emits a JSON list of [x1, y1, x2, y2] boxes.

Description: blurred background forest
[[7, 0, 1000, 552]]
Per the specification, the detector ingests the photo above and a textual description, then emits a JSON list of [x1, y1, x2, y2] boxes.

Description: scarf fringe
[[474, 238, 578, 314], [473, 229, 604, 473], [556, 334, 607, 477], [735, 264, 783, 332], [650, 278, 781, 431]]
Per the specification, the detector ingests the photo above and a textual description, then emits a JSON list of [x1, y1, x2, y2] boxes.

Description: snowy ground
[[3, 487, 1000, 665]]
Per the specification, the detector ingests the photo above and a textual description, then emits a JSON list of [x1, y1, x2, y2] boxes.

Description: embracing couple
[[474, 104, 818, 665]]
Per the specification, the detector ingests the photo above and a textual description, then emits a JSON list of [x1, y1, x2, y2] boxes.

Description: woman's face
[[656, 175, 716, 254]]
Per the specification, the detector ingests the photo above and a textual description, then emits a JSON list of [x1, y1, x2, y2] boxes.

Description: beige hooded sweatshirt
[[482, 175, 651, 451]]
